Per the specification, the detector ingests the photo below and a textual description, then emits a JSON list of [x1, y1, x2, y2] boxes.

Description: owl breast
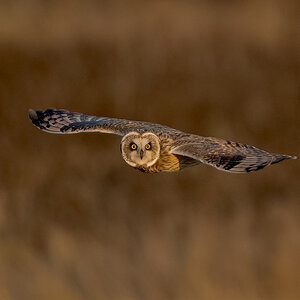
[[136, 150, 199, 173]]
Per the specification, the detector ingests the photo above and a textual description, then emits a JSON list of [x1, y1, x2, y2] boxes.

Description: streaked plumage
[[29, 108, 296, 173]]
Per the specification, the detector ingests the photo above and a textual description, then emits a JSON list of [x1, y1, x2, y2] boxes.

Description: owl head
[[121, 132, 161, 168]]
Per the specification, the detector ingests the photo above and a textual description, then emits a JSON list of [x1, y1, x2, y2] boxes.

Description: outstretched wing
[[29, 108, 169, 136], [171, 137, 296, 173]]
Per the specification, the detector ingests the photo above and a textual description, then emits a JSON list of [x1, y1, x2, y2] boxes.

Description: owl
[[29, 108, 296, 173]]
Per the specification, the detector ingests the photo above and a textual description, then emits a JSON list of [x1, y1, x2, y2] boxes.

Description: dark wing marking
[[29, 108, 174, 136], [171, 137, 296, 173]]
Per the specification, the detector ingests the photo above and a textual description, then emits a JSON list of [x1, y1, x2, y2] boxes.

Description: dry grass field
[[0, 0, 299, 299]]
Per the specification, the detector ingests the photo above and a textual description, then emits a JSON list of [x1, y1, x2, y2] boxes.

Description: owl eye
[[145, 143, 151, 150], [130, 143, 137, 150]]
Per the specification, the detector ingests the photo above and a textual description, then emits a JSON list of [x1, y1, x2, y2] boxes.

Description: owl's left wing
[[171, 137, 296, 173], [29, 108, 164, 136]]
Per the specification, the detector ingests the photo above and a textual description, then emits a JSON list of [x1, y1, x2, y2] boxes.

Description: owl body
[[29, 108, 296, 174], [127, 135, 200, 173]]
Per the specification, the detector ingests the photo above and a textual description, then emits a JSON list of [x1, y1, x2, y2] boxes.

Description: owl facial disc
[[121, 132, 161, 168]]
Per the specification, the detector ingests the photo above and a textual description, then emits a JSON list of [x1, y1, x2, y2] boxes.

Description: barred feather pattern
[[171, 137, 296, 173]]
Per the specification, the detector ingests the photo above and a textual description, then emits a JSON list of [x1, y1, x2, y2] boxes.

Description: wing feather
[[171, 137, 296, 173], [29, 108, 171, 136]]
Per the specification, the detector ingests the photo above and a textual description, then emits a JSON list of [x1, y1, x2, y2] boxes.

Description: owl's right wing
[[171, 137, 296, 173], [29, 108, 164, 136]]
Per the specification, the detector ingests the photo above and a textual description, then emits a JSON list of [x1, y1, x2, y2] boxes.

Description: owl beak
[[139, 149, 144, 160]]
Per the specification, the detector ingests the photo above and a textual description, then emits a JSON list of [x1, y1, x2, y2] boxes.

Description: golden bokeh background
[[0, 1, 299, 299]]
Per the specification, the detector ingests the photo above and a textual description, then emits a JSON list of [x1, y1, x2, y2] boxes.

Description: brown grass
[[0, 0, 299, 299]]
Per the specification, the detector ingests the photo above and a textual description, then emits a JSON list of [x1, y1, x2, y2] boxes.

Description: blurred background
[[0, 0, 299, 299]]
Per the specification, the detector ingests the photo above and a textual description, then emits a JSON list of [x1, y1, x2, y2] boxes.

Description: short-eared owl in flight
[[29, 108, 296, 173]]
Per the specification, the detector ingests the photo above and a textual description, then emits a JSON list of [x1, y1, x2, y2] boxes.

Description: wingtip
[[29, 108, 38, 120], [285, 154, 297, 160], [271, 153, 297, 165]]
